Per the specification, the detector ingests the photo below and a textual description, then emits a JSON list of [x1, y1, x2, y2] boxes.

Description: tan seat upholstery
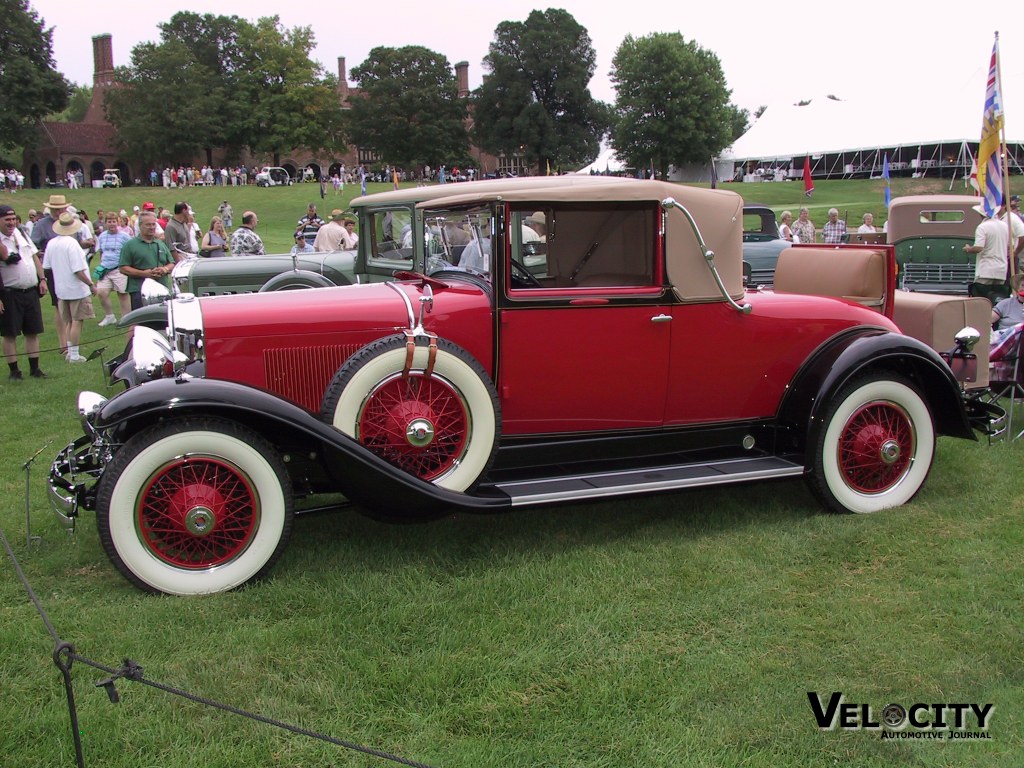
[[773, 247, 886, 307]]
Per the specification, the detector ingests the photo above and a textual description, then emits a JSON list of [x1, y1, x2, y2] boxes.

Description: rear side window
[[510, 203, 656, 289]]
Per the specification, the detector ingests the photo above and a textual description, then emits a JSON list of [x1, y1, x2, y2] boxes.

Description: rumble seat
[[773, 247, 886, 308]]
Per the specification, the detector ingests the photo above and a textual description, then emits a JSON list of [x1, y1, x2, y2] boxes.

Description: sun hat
[[525, 211, 546, 226], [330, 209, 346, 221], [46, 194, 69, 210], [52, 211, 82, 236]]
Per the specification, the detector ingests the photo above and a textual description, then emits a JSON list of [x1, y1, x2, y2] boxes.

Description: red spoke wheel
[[322, 334, 499, 500], [810, 375, 935, 514], [97, 418, 293, 595], [137, 457, 260, 569]]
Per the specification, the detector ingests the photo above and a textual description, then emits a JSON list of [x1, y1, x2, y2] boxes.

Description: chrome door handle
[[651, 314, 672, 323]]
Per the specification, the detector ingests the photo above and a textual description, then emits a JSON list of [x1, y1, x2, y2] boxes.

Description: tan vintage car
[[887, 195, 985, 294]]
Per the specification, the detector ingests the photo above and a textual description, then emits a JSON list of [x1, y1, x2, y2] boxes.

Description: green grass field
[[1, 177, 1022, 767]]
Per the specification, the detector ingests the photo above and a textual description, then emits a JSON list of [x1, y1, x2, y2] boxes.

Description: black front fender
[[776, 327, 974, 459], [92, 377, 511, 516]]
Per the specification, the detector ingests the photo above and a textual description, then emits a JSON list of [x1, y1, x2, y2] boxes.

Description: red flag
[[803, 156, 814, 197]]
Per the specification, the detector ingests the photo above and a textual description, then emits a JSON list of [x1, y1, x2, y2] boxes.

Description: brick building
[[24, 34, 512, 188]]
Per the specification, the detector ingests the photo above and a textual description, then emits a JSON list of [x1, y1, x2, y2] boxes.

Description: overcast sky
[[28, 0, 1022, 125]]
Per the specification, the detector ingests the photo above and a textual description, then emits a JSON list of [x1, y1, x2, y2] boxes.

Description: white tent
[[575, 143, 628, 175]]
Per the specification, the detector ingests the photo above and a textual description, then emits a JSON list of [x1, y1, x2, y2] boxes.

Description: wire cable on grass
[[0, 521, 436, 768]]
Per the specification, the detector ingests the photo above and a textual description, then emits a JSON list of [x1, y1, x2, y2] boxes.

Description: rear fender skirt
[[93, 378, 511, 516], [776, 328, 974, 460]]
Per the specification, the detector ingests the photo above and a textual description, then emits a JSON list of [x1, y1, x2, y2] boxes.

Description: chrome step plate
[[495, 456, 804, 506]]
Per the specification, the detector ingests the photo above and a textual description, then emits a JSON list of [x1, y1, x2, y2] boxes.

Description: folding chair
[[987, 324, 1024, 441]]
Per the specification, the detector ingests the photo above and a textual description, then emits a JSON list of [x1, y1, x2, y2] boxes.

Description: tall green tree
[[473, 9, 609, 174], [348, 46, 469, 169], [611, 32, 748, 179], [0, 0, 69, 151], [105, 13, 346, 169], [48, 85, 91, 123], [105, 39, 225, 167], [232, 17, 346, 166]]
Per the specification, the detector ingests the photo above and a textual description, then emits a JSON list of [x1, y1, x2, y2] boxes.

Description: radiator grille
[[264, 344, 360, 413]]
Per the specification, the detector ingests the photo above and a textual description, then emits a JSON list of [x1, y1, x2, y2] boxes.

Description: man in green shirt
[[119, 211, 174, 309]]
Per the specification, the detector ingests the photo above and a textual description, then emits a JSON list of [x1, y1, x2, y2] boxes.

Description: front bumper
[[48, 392, 110, 528]]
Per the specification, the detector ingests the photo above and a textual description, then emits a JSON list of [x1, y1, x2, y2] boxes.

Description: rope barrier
[[0, 519, 437, 768]]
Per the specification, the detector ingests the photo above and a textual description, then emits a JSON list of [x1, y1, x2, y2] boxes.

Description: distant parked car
[[255, 167, 292, 187], [741, 204, 789, 287], [887, 195, 983, 294]]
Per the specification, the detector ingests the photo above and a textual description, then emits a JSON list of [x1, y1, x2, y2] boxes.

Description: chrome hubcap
[[406, 418, 435, 448], [879, 439, 901, 464], [184, 506, 215, 536]]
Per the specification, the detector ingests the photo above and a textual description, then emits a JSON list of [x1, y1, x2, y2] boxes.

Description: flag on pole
[[803, 156, 814, 197], [882, 153, 891, 208], [978, 34, 1005, 217], [967, 147, 980, 195], [710, 157, 718, 189]]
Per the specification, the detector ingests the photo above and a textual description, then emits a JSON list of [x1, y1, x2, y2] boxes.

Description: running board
[[492, 456, 805, 507]]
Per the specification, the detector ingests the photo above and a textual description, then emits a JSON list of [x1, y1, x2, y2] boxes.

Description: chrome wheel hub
[[879, 439, 901, 464], [184, 506, 215, 536], [406, 418, 436, 448]]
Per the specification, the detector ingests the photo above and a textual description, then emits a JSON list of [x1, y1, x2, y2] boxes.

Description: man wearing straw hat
[[0, 203, 48, 379], [43, 211, 96, 363], [32, 193, 72, 355]]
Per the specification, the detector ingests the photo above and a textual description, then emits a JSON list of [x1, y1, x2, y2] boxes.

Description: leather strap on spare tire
[[403, 329, 437, 379]]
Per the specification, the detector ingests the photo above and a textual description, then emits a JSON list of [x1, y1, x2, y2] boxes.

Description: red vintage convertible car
[[50, 179, 989, 595]]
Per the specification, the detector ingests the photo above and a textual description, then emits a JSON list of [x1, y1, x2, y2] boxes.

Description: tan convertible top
[[414, 179, 744, 302], [886, 195, 984, 242], [350, 175, 633, 209]]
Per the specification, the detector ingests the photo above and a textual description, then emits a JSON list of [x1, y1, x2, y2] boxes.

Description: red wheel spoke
[[358, 373, 468, 480], [838, 401, 915, 493], [137, 458, 258, 569]]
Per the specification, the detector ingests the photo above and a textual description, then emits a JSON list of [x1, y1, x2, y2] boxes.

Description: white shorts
[[97, 268, 129, 293]]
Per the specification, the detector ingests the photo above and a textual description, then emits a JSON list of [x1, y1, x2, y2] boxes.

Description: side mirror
[[140, 278, 171, 305]]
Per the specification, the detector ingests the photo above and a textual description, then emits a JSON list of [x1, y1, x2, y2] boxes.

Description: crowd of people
[[0, 192, 363, 379]]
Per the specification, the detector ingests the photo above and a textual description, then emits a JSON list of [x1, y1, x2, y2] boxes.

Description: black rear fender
[[776, 328, 974, 459]]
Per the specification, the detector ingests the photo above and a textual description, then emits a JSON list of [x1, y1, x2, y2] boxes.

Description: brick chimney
[[454, 61, 469, 98], [337, 57, 350, 101], [83, 34, 115, 124]]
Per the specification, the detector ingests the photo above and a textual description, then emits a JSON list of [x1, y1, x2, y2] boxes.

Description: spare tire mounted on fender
[[321, 333, 500, 492]]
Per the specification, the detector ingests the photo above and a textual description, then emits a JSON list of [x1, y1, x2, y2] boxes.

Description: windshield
[[423, 206, 494, 281]]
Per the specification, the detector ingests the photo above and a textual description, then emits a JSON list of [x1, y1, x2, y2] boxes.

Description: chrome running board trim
[[494, 456, 804, 507]]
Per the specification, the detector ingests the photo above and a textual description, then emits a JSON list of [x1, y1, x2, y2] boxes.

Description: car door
[[496, 203, 672, 435]]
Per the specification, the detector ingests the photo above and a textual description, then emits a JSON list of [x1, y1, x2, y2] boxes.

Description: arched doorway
[[90, 160, 105, 185], [304, 162, 322, 182], [45, 161, 57, 186], [115, 161, 131, 186], [30, 164, 41, 189], [282, 163, 298, 181]]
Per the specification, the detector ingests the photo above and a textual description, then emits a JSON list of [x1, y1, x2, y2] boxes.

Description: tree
[[48, 85, 91, 122], [473, 9, 609, 174], [231, 17, 346, 166], [348, 46, 469, 169], [105, 14, 346, 168], [105, 39, 225, 167], [610, 33, 747, 179], [0, 0, 69, 151]]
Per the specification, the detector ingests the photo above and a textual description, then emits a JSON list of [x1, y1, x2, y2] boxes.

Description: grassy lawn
[[1, 178, 1022, 767]]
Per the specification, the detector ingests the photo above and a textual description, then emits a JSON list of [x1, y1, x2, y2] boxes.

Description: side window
[[366, 208, 414, 270], [509, 203, 656, 289]]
